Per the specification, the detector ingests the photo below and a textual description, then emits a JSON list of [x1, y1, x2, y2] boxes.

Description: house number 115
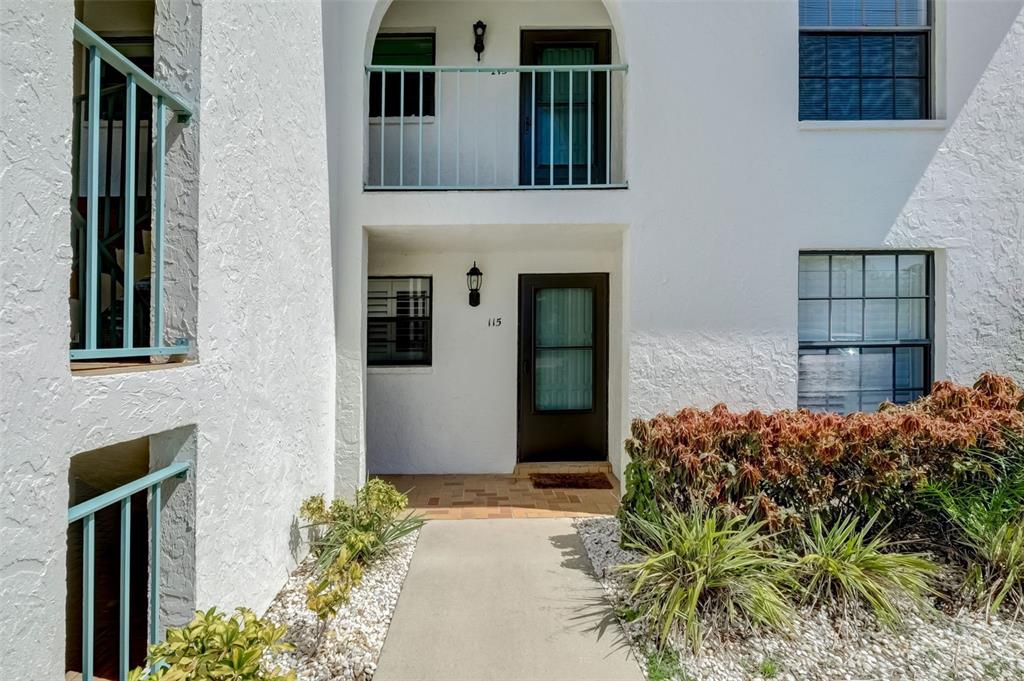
[[488, 317, 502, 327]]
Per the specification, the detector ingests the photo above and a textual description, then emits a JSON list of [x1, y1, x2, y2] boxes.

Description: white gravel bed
[[263, 531, 419, 681], [575, 516, 1024, 681]]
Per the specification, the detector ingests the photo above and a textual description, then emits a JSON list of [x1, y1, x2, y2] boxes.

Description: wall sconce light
[[473, 20, 487, 61], [466, 261, 483, 307]]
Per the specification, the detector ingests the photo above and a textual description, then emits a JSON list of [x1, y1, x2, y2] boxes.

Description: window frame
[[797, 250, 935, 411], [368, 32, 437, 119], [798, 1, 934, 121], [367, 275, 433, 367]]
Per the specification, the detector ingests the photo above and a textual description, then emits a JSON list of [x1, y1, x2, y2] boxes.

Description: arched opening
[[364, 0, 626, 190]]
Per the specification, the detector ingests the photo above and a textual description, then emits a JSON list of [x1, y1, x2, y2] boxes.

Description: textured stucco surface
[[325, 0, 1024, 477], [887, 7, 1024, 383], [1, 1, 336, 677]]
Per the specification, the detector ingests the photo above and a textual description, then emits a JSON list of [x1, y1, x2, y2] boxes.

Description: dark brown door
[[518, 273, 608, 462]]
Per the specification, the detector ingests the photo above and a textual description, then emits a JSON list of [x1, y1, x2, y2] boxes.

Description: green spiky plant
[[616, 507, 794, 654], [795, 513, 937, 627], [919, 430, 1024, 614]]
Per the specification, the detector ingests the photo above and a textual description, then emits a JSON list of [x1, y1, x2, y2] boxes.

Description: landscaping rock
[[575, 516, 1024, 681], [263, 531, 420, 681]]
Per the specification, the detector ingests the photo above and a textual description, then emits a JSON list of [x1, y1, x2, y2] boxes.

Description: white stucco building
[[1, 0, 1021, 679]]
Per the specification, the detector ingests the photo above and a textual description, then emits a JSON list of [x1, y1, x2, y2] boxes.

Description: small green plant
[[300, 479, 425, 623], [757, 656, 779, 678], [795, 513, 937, 627], [616, 507, 793, 654], [127, 607, 294, 681], [645, 647, 684, 681]]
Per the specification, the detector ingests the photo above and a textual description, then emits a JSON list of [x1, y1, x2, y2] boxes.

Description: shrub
[[299, 479, 424, 622], [795, 513, 937, 627], [616, 507, 793, 654], [919, 430, 1024, 613], [621, 373, 1024, 529], [127, 607, 294, 681]]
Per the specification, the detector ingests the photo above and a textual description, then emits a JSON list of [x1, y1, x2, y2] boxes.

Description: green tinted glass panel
[[536, 47, 595, 165], [371, 35, 434, 65], [535, 288, 594, 411]]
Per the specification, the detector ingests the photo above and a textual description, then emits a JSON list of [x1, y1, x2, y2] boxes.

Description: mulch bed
[[529, 473, 613, 490]]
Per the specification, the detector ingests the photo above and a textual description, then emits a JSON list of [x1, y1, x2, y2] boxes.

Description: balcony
[[364, 64, 627, 191]]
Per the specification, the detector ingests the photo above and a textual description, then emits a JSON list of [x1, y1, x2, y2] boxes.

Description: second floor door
[[519, 30, 611, 186]]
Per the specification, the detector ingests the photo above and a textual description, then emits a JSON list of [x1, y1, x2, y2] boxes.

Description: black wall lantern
[[472, 20, 487, 61], [466, 262, 483, 307]]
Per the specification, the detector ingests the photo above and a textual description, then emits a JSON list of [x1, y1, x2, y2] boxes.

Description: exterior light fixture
[[466, 261, 483, 307], [473, 20, 487, 61]]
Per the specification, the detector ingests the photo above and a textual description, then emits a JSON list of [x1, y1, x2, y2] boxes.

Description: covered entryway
[[364, 223, 627, 479]]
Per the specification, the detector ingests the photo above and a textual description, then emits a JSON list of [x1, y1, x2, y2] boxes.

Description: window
[[799, 1, 931, 120], [369, 34, 436, 117], [798, 252, 932, 413], [367, 277, 432, 366]]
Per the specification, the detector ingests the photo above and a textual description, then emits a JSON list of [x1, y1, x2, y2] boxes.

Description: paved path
[[374, 519, 643, 681]]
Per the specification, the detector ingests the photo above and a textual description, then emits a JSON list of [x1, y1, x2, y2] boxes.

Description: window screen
[[799, 1, 930, 120], [797, 252, 932, 413], [369, 34, 436, 118], [367, 277, 432, 366]]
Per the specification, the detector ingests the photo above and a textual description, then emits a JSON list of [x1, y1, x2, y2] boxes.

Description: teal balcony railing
[[68, 461, 190, 681], [70, 21, 193, 361], [364, 64, 628, 190]]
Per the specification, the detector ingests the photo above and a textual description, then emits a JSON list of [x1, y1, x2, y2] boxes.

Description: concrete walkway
[[374, 519, 643, 681]]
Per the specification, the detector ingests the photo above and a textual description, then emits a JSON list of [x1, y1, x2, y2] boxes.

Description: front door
[[518, 273, 609, 462]]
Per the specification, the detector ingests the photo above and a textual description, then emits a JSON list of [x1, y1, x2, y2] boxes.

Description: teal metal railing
[[70, 21, 193, 361], [68, 461, 190, 681], [364, 64, 628, 190]]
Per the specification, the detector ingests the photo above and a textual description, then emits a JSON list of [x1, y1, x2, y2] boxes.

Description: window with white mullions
[[798, 0, 931, 120], [797, 252, 933, 413], [367, 277, 432, 366]]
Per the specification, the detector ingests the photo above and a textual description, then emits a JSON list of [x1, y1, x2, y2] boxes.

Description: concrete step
[[512, 461, 613, 480]]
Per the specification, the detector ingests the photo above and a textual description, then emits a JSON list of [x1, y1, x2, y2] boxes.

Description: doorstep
[[512, 460, 613, 479], [378, 472, 620, 520]]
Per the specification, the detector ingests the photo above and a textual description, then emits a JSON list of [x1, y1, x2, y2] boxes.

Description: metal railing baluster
[[587, 71, 592, 186], [474, 71, 479, 186], [568, 69, 573, 186], [456, 71, 461, 186], [380, 70, 386, 187], [549, 70, 554, 186], [436, 71, 442, 186], [153, 97, 165, 350], [86, 46, 100, 350], [399, 73, 405, 187], [149, 481, 162, 646], [82, 513, 95, 680], [123, 76, 136, 349], [418, 70, 423, 187], [606, 72, 612, 184], [531, 72, 536, 187], [119, 497, 131, 680]]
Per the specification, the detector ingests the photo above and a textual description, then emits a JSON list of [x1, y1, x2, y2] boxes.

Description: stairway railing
[[68, 461, 190, 681], [70, 21, 193, 361]]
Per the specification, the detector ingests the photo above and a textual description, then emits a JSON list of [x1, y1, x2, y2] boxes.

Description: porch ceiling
[[366, 222, 625, 255]]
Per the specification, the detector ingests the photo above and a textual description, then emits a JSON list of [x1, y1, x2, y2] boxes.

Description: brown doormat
[[529, 472, 613, 490]]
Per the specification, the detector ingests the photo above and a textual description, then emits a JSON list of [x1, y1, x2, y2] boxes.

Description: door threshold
[[513, 461, 612, 479]]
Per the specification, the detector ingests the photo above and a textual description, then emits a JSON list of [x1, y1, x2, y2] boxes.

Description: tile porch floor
[[377, 473, 621, 520]]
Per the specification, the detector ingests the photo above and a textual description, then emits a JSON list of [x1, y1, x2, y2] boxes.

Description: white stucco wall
[[1, 1, 336, 677], [887, 8, 1024, 382], [325, 0, 1024, 476], [366, 225, 626, 476]]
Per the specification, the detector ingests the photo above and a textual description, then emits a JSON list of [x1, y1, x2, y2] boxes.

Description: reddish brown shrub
[[622, 373, 1024, 528]]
